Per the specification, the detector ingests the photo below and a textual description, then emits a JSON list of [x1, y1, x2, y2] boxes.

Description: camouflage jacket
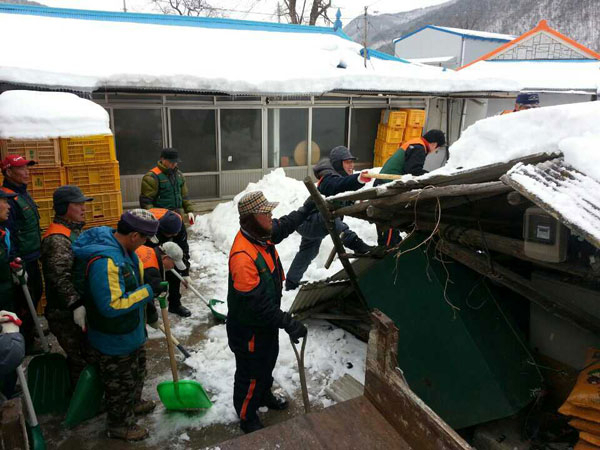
[[41, 216, 84, 313]]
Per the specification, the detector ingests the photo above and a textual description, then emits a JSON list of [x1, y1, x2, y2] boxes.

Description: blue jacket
[[72, 227, 154, 356]]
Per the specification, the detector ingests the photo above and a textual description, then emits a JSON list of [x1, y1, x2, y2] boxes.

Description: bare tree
[[281, 0, 332, 25], [150, 0, 221, 17]]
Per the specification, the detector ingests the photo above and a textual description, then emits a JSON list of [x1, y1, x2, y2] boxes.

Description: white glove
[[188, 212, 195, 225], [180, 276, 192, 295], [73, 306, 86, 331], [0, 311, 21, 334]]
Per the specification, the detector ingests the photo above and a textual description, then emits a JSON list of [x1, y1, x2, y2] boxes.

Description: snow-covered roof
[[459, 60, 600, 93], [0, 4, 519, 96], [0, 90, 111, 139], [407, 56, 457, 64], [393, 25, 514, 44]]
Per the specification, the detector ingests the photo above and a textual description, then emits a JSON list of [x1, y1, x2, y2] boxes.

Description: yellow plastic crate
[[0, 139, 61, 167], [59, 134, 116, 166], [85, 191, 123, 223], [403, 127, 423, 141], [380, 110, 408, 128], [83, 218, 119, 230], [65, 162, 121, 195], [36, 197, 53, 231], [374, 138, 400, 157], [376, 124, 405, 144], [403, 109, 426, 128], [29, 167, 66, 199]]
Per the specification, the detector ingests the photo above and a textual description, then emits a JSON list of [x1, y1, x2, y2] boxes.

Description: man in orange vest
[[374, 130, 446, 246], [501, 93, 540, 115], [227, 191, 312, 433], [40, 185, 93, 386], [145, 208, 192, 317]]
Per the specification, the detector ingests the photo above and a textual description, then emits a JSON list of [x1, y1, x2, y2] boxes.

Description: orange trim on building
[[458, 20, 600, 71], [240, 379, 257, 420]]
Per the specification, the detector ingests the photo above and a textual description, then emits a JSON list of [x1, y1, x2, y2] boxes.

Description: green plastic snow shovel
[[14, 265, 71, 415], [156, 283, 212, 411], [169, 269, 226, 321], [63, 364, 103, 429], [16, 365, 46, 450]]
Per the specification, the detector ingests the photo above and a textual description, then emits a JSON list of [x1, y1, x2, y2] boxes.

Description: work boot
[[240, 416, 264, 434], [260, 391, 288, 410], [347, 238, 374, 255], [169, 304, 191, 318], [133, 399, 156, 416], [106, 424, 149, 441]]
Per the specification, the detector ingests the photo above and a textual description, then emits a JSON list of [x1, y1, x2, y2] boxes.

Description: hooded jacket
[[72, 227, 154, 356], [313, 158, 362, 198]]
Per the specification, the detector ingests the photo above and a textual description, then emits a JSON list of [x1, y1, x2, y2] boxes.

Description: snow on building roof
[[0, 90, 111, 139], [505, 158, 600, 249], [393, 25, 515, 44], [458, 60, 600, 93], [407, 56, 457, 64], [0, 4, 519, 96]]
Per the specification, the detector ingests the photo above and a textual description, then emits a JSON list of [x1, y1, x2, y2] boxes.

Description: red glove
[[9, 259, 22, 272], [358, 170, 371, 184]]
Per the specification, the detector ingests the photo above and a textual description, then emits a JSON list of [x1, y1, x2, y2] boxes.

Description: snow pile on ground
[[143, 169, 374, 437], [438, 101, 600, 177], [193, 168, 377, 282], [0, 90, 111, 139]]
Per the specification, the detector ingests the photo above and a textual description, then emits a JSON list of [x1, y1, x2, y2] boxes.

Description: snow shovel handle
[[16, 365, 39, 428], [14, 268, 50, 353], [290, 334, 310, 414], [158, 282, 179, 383], [158, 324, 191, 359], [169, 269, 209, 307]]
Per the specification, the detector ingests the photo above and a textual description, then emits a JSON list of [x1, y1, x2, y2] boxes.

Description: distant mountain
[[344, 0, 600, 56], [0, 0, 44, 5]]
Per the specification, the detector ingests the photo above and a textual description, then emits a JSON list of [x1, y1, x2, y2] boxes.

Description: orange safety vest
[[42, 223, 72, 240], [501, 110, 514, 115], [149, 208, 182, 222], [400, 137, 431, 153], [135, 245, 160, 270]]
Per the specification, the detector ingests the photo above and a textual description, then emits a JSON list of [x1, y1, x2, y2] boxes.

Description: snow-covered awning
[[0, 4, 520, 96], [0, 90, 111, 139], [459, 60, 600, 93]]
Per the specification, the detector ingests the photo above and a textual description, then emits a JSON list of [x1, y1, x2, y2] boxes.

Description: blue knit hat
[[516, 93, 540, 106]]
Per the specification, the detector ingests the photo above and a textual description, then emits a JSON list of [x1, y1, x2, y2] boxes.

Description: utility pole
[[123, 0, 127, 13], [277, 2, 281, 23], [363, 6, 368, 68]]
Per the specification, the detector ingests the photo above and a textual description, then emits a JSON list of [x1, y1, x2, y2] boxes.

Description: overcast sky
[[37, 0, 450, 23]]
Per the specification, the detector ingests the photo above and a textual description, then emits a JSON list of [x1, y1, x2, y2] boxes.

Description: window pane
[[170, 109, 217, 172], [311, 108, 347, 162], [221, 109, 262, 170], [114, 109, 163, 175], [350, 108, 383, 167], [268, 109, 309, 168]]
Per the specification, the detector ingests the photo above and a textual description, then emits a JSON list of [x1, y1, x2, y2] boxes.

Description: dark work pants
[[166, 269, 183, 309], [87, 345, 146, 428], [286, 213, 360, 286], [227, 319, 279, 422], [47, 310, 87, 388], [376, 224, 402, 247]]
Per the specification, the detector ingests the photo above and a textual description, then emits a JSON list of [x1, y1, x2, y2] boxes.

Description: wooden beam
[[437, 240, 600, 334], [304, 177, 370, 312]]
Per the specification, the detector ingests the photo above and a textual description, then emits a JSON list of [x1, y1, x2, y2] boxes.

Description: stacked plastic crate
[[373, 109, 427, 167], [0, 134, 122, 232]]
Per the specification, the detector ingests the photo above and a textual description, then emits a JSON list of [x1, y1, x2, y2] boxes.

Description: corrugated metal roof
[[504, 158, 600, 249]]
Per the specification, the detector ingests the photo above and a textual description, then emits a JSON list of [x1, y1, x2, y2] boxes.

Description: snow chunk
[[0, 90, 111, 139], [560, 134, 600, 181], [436, 101, 600, 178]]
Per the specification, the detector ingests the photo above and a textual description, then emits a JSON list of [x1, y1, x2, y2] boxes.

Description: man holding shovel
[[227, 191, 311, 433], [41, 186, 92, 388], [72, 209, 164, 441]]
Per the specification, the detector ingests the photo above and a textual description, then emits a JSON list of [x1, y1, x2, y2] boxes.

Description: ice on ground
[[437, 101, 600, 179], [0, 90, 111, 139]]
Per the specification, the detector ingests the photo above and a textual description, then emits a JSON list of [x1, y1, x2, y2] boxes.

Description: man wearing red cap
[[0, 155, 42, 350]]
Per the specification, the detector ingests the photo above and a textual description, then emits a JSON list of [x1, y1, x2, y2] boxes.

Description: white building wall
[[395, 28, 462, 67], [485, 93, 591, 117], [462, 39, 506, 67]]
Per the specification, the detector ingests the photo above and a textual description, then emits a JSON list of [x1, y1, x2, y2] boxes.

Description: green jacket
[[0, 227, 16, 311], [377, 149, 405, 185], [1, 182, 41, 261], [139, 161, 193, 214]]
